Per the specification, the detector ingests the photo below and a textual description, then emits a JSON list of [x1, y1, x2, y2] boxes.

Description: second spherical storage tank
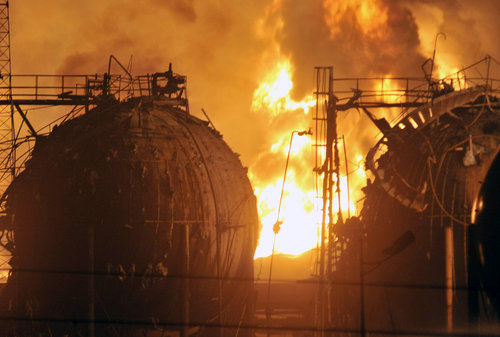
[[1, 97, 259, 337]]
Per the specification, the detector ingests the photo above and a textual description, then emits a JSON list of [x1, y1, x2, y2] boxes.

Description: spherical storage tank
[[0, 96, 259, 336]]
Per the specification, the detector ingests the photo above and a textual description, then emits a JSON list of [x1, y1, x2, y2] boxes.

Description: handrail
[[0, 73, 186, 105]]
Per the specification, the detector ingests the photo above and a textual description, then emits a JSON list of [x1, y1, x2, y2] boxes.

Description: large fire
[[250, 53, 478, 259], [250, 58, 362, 259]]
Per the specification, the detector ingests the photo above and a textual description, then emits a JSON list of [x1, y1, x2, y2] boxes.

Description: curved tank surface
[[0, 97, 259, 337], [470, 148, 500, 315], [330, 91, 500, 333]]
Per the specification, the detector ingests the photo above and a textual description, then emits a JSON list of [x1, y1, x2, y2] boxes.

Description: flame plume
[[250, 58, 358, 258]]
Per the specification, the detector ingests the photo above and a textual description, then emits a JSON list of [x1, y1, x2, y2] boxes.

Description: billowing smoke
[[9, 0, 500, 256]]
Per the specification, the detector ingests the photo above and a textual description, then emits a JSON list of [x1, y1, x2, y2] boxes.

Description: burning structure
[[1, 1, 500, 335], [251, 58, 500, 337], [308, 57, 500, 336], [0, 67, 259, 336]]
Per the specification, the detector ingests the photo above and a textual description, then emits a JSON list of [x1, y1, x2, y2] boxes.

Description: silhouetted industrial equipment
[[0, 66, 259, 337], [310, 56, 500, 336]]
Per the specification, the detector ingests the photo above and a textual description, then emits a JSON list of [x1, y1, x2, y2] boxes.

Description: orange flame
[[250, 58, 360, 259], [252, 59, 315, 116]]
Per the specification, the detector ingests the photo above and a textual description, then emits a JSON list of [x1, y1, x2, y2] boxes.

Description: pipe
[[342, 135, 351, 218]]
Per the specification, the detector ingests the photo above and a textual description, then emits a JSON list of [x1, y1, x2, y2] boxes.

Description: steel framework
[[0, 1, 12, 195]]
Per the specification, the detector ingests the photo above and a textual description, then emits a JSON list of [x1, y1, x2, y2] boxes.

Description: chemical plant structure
[[301, 57, 500, 337], [0, 1, 499, 336]]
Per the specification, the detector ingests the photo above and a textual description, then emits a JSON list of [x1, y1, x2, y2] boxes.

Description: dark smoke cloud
[[401, 0, 500, 70], [277, 0, 425, 101]]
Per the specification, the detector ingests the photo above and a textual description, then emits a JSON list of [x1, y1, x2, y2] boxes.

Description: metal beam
[[0, 99, 94, 106], [13, 104, 37, 137], [337, 102, 424, 109]]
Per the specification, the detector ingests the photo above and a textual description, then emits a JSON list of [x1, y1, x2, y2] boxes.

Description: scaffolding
[[0, 1, 12, 282], [0, 0, 12, 196]]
